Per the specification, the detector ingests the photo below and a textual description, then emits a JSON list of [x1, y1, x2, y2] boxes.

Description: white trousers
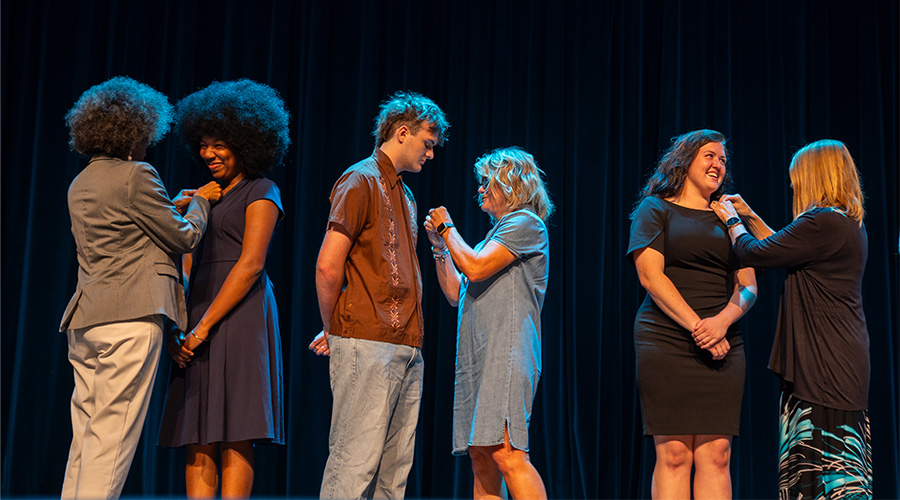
[[61, 316, 163, 500]]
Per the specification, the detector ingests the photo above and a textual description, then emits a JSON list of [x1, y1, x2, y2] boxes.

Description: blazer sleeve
[[126, 162, 210, 254]]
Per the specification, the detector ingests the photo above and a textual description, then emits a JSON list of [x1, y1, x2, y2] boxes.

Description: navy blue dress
[[159, 177, 284, 446]]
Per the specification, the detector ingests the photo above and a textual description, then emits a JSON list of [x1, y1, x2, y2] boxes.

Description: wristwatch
[[436, 222, 455, 235], [725, 217, 743, 228]]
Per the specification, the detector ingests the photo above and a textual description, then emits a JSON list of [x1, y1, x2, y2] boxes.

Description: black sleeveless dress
[[627, 196, 746, 436]]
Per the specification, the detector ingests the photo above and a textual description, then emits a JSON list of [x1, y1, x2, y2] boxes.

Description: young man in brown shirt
[[309, 91, 448, 499]]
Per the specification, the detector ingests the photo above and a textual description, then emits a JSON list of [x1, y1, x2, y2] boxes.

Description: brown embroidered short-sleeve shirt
[[326, 149, 423, 347]]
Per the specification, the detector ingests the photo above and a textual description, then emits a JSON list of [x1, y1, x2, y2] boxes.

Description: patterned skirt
[[778, 391, 872, 500]]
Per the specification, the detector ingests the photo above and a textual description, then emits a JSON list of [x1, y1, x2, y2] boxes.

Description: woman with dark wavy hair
[[627, 130, 757, 499], [61, 76, 219, 499], [425, 147, 553, 499], [158, 79, 290, 499]]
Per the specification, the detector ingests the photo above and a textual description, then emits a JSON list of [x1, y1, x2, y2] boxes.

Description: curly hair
[[632, 129, 731, 218], [474, 146, 554, 223], [176, 79, 291, 177], [789, 139, 865, 225], [372, 91, 449, 147], [65, 76, 174, 159]]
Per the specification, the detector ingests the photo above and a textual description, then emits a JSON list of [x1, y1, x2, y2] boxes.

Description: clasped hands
[[168, 328, 209, 369], [692, 315, 731, 360]]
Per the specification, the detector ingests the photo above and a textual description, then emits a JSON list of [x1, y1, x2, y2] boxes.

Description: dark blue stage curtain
[[2, 0, 897, 498]]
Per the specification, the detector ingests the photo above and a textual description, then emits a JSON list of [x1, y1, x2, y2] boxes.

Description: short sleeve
[[247, 178, 284, 220], [627, 196, 666, 263], [490, 210, 548, 258], [328, 171, 371, 241]]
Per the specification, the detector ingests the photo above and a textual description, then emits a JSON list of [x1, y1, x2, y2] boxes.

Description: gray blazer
[[60, 156, 211, 332]]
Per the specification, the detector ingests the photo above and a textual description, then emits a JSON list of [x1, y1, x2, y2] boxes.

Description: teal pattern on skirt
[[778, 391, 872, 499]]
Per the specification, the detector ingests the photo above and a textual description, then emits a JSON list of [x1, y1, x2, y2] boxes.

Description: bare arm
[[309, 226, 353, 356], [633, 246, 703, 332], [424, 216, 462, 306], [691, 267, 758, 350], [180, 199, 280, 354], [428, 207, 517, 282], [168, 252, 196, 368]]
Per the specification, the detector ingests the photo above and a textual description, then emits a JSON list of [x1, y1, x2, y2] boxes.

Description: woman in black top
[[628, 130, 758, 499], [712, 139, 871, 499]]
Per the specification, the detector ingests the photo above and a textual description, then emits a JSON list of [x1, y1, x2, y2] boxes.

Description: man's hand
[[309, 330, 330, 356]]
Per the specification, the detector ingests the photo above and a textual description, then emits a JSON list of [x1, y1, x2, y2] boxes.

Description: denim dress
[[452, 209, 549, 455]]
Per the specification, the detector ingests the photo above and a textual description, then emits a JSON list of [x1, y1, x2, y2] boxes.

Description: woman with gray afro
[[158, 79, 290, 499], [60, 76, 220, 499]]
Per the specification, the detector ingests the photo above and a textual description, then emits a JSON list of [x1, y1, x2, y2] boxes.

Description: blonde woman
[[711, 139, 871, 499], [426, 147, 553, 499]]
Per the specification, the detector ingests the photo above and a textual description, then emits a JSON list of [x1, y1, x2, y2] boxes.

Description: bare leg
[[651, 435, 693, 500], [692, 435, 732, 500], [469, 446, 505, 500], [491, 425, 547, 500], [221, 441, 255, 499], [186, 443, 219, 499]]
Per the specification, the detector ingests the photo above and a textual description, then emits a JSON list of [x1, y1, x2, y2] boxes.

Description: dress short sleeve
[[247, 178, 284, 220], [327, 171, 371, 240], [627, 196, 666, 262], [489, 210, 548, 258]]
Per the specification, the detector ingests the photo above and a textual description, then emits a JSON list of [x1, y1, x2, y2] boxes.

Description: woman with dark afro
[[158, 79, 291, 499], [61, 76, 220, 499]]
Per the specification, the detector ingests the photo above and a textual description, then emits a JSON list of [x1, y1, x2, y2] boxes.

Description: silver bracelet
[[189, 330, 207, 342], [431, 246, 449, 262]]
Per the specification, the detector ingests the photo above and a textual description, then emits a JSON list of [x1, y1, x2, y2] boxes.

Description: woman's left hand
[[181, 328, 208, 354], [707, 338, 731, 360], [692, 315, 730, 350], [710, 199, 739, 225], [423, 216, 446, 248], [168, 332, 192, 368]]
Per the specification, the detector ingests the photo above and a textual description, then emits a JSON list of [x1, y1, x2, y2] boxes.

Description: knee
[[695, 441, 731, 471], [656, 441, 693, 470], [186, 444, 220, 473], [490, 447, 528, 475]]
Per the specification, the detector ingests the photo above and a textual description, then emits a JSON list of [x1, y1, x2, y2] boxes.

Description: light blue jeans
[[320, 335, 424, 500]]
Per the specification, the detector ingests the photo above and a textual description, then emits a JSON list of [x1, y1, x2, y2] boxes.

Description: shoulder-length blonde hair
[[475, 147, 554, 223], [789, 139, 865, 225]]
